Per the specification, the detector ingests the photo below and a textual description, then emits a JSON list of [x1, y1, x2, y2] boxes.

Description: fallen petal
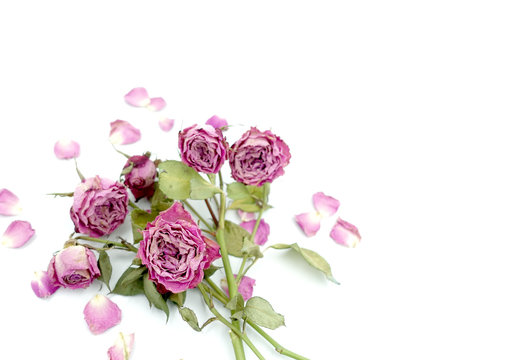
[[205, 115, 228, 129], [84, 294, 122, 335], [54, 139, 80, 159], [109, 120, 141, 145], [31, 271, 59, 298], [313, 192, 340, 218], [1, 220, 35, 248], [237, 210, 256, 222], [240, 219, 270, 246], [158, 117, 175, 132], [108, 332, 134, 360], [0, 189, 22, 216], [238, 275, 256, 301], [294, 212, 321, 237], [146, 97, 166, 111], [124, 87, 150, 107], [330, 218, 362, 247]]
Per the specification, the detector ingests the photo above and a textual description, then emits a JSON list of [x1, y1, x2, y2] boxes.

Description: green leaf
[[224, 220, 252, 258], [151, 183, 174, 212], [229, 198, 261, 213], [227, 182, 271, 211], [227, 182, 252, 200], [204, 265, 221, 278], [242, 296, 285, 330], [131, 208, 157, 243], [97, 250, 112, 291], [241, 238, 263, 258], [143, 275, 170, 320], [112, 266, 146, 296], [168, 291, 187, 307], [225, 293, 245, 312], [158, 160, 198, 200], [179, 307, 201, 332], [189, 177, 221, 200]]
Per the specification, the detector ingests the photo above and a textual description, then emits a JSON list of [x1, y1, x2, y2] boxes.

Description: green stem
[[182, 200, 214, 232], [237, 209, 264, 283], [74, 158, 85, 182], [128, 200, 141, 210], [74, 235, 137, 253]]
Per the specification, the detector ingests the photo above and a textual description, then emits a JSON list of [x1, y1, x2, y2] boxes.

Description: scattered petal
[[158, 117, 175, 132], [146, 97, 166, 111], [0, 189, 22, 216], [124, 87, 150, 107], [240, 219, 270, 246], [1, 220, 35, 248], [330, 218, 362, 247], [205, 115, 228, 129], [31, 271, 59, 298], [54, 139, 80, 159], [108, 332, 134, 360], [294, 212, 321, 237], [221, 275, 256, 301], [237, 210, 256, 222], [109, 120, 141, 145], [313, 192, 340, 218], [84, 294, 122, 335]]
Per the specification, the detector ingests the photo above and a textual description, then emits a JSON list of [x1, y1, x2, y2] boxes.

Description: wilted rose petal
[[109, 120, 141, 145], [0, 189, 22, 216], [205, 115, 228, 129], [240, 219, 270, 246], [84, 294, 122, 335], [146, 97, 166, 111], [31, 271, 59, 298], [54, 139, 80, 159], [237, 210, 256, 222], [108, 332, 134, 360], [124, 87, 150, 107], [330, 218, 362, 247], [1, 220, 35, 248], [294, 212, 321, 237], [158, 117, 174, 132], [221, 275, 256, 301], [313, 192, 340, 218]]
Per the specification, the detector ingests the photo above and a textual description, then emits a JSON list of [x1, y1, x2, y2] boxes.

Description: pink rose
[[47, 245, 101, 289], [229, 127, 291, 186], [123, 155, 157, 200], [70, 176, 129, 237], [178, 124, 228, 174]]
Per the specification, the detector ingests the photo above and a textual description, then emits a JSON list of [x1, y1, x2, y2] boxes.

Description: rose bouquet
[[1, 88, 361, 359]]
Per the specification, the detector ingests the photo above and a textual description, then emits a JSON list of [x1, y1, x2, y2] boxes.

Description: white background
[[1, 1, 525, 359]]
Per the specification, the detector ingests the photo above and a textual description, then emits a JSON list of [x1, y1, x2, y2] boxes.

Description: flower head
[[123, 155, 157, 201], [47, 245, 101, 289], [178, 124, 228, 174]]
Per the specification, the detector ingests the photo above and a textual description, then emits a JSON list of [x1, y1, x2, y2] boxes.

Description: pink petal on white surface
[[158, 117, 174, 132], [31, 271, 59, 298], [238, 275, 256, 301], [330, 218, 362, 247], [54, 139, 80, 159], [0, 189, 22, 216], [205, 115, 228, 129], [146, 97, 166, 111], [84, 294, 122, 335], [294, 212, 321, 237], [124, 87, 150, 107], [108, 333, 134, 360], [1, 220, 35, 248], [237, 210, 256, 222], [313, 192, 340, 218], [240, 219, 270, 246], [109, 120, 141, 145]]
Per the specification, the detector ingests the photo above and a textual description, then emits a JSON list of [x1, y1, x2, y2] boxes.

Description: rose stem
[[74, 235, 137, 253], [128, 200, 141, 210], [237, 209, 264, 283], [182, 200, 214, 232], [204, 198, 219, 227]]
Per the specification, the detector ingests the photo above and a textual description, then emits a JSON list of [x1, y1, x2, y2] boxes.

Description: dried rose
[[178, 124, 228, 174], [123, 155, 156, 201], [47, 245, 101, 289]]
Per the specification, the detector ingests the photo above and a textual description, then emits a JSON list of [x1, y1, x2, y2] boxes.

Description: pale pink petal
[[294, 212, 321, 237], [109, 120, 141, 145], [313, 192, 340, 218], [205, 115, 228, 129], [84, 294, 122, 335], [0, 189, 22, 216], [237, 210, 256, 222], [146, 97, 166, 111], [31, 271, 59, 298], [221, 275, 256, 301], [240, 219, 270, 246], [124, 87, 150, 107], [158, 117, 174, 132], [54, 139, 80, 159], [330, 218, 362, 247], [108, 333, 134, 360], [1, 220, 35, 248]]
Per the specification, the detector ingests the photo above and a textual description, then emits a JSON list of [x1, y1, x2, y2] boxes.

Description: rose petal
[[330, 218, 362, 247], [108, 332, 134, 360], [237, 210, 256, 222], [294, 212, 321, 237], [158, 117, 175, 132], [31, 271, 59, 298], [205, 115, 228, 129], [54, 139, 80, 159], [0, 189, 22, 216], [1, 220, 35, 248], [239, 219, 270, 246], [221, 275, 256, 301], [109, 120, 141, 145], [146, 97, 166, 111], [313, 192, 340, 218], [84, 294, 122, 335], [124, 87, 150, 107]]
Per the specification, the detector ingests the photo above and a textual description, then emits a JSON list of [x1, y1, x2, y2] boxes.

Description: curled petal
[[1, 220, 35, 248], [31, 271, 59, 298], [54, 139, 80, 159], [330, 218, 362, 247], [313, 192, 340, 218], [240, 219, 270, 246], [0, 189, 22, 216], [108, 332, 134, 360], [146, 97, 166, 111], [84, 294, 122, 335], [158, 117, 174, 132], [205, 115, 228, 129], [109, 120, 141, 145], [294, 212, 321, 237], [124, 87, 150, 107]]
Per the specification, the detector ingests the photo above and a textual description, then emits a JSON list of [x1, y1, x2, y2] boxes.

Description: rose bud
[[229, 127, 291, 186], [47, 245, 101, 289], [123, 155, 157, 201], [70, 176, 128, 237], [178, 124, 228, 174]]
